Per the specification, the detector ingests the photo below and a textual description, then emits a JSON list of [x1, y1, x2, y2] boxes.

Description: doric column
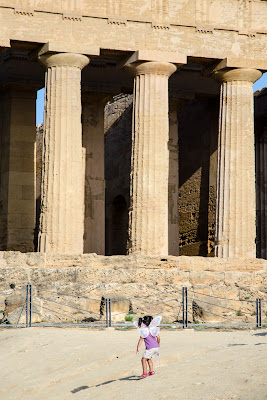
[[127, 62, 177, 255], [82, 92, 111, 255], [0, 86, 36, 251], [38, 53, 89, 253], [214, 68, 262, 258]]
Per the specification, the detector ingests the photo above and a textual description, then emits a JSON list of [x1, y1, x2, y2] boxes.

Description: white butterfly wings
[[150, 316, 162, 327], [133, 316, 162, 338]]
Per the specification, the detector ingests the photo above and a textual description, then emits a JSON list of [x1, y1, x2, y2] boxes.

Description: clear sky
[[35, 72, 267, 125]]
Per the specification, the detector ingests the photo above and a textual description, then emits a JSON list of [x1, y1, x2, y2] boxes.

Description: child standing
[[135, 315, 161, 379]]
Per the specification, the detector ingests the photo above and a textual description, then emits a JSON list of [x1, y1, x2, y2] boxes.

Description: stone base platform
[[0, 251, 266, 295], [0, 252, 266, 324]]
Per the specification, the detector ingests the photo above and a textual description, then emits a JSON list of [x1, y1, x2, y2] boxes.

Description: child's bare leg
[[148, 359, 154, 372], [141, 358, 148, 375]]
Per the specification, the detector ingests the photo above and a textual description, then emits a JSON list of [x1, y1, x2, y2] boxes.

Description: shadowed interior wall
[[178, 97, 219, 256], [110, 195, 128, 255], [255, 88, 267, 260]]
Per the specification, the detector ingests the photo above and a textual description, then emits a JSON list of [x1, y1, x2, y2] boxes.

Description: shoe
[[139, 373, 148, 379], [149, 371, 155, 375]]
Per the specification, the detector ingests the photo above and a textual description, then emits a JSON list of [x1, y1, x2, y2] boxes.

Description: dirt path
[[0, 327, 266, 400]]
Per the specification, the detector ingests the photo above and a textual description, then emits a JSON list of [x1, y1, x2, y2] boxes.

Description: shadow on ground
[[71, 375, 140, 394]]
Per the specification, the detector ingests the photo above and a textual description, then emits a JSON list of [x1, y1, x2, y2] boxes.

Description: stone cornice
[[0, 4, 266, 65], [0, 1, 267, 36]]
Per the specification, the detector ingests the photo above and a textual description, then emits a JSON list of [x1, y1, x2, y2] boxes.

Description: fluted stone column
[[214, 68, 262, 258], [38, 53, 89, 253], [127, 62, 177, 255]]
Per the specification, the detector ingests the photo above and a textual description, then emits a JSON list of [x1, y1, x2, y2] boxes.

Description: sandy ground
[[0, 327, 266, 400]]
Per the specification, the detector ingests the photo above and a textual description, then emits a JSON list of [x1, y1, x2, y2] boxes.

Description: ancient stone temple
[[0, 0, 267, 259]]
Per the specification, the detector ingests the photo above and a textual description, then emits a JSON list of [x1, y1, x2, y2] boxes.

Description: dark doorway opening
[[111, 195, 128, 255]]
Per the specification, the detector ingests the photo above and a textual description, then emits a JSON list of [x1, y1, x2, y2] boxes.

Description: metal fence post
[[105, 298, 108, 327], [182, 287, 188, 328], [26, 284, 29, 327], [109, 299, 112, 327], [29, 284, 32, 327], [256, 299, 262, 328]]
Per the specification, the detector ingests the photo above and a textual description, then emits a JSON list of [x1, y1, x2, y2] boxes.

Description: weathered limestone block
[[224, 271, 255, 287], [30, 267, 78, 284], [0, 267, 29, 284], [100, 295, 131, 322], [192, 295, 240, 322], [38, 52, 89, 253], [210, 286, 239, 300], [254, 271, 267, 286], [189, 271, 225, 286], [214, 68, 262, 258], [126, 61, 177, 256]]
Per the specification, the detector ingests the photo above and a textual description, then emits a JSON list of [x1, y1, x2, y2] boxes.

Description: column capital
[[213, 68, 262, 84], [38, 52, 90, 70], [126, 61, 177, 78]]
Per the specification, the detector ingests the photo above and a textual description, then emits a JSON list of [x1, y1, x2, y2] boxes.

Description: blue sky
[[36, 72, 267, 125]]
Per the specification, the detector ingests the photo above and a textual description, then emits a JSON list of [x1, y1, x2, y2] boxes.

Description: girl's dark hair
[[138, 315, 153, 328]]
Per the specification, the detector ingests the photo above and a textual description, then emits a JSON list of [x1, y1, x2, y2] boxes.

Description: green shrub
[[125, 315, 134, 322]]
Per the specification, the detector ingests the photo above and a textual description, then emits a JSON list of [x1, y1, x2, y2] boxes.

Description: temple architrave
[[0, 0, 267, 260]]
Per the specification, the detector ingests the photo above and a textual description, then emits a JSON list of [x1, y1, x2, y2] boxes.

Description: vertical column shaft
[[214, 68, 262, 258], [127, 62, 176, 255], [38, 53, 89, 253], [0, 87, 36, 251]]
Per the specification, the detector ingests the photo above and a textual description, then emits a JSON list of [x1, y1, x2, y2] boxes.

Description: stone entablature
[[0, 0, 267, 34], [1, 1, 267, 62]]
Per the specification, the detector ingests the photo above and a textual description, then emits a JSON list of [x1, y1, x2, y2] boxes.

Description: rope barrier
[[16, 302, 26, 325], [34, 288, 99, 301], [191, 304, 238, 323], [0, 284, 264, 328], [117, 289, 182, 302], [31, 305, 58, 324], [33, 295, 100, 316], [111, 299, 183, 317], [37, 304, 83, 321], [0, 287, 25, 294], [187, 296, 241, 313], [134, 297, 182, 309], [187, 309, 206, 324], [0, 303, 26, 314], [187, 289, 255, 303], [1, 295, 26, 302]]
